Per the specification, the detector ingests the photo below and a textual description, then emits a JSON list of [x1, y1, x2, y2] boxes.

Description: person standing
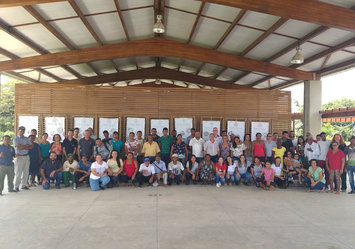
[[151, 128, 160, 142], [317, 132, 330, 186], [73, 128, 80, 142], [212, 127, 222, 145], [345, 136, 355, 194], [158, 128, 173, 165], [124, 132, 140, 159], [304, 137, 320, 165], [28, 135, 40, 186], [204, 133, 220, 163], [38, 133, 50, 185], [94, 138, 112, 161], [136, 131, 145, 165], [264, 133, 276, 163], [78, 130, 95, 162], [326, 141, 345, 195], [219, 135, 230, 161], [252, 133, 266, 162], [0, 135, 16, 195], [110, 131, 124, 159], [102, 130, 112, 145], [189, 131, 205, 163], [62, 129, 78, 161], [13, 126, 33, 191], [141, 135, 160, 163], [50, 134, 63, 162], [331, 134, 347, 192], [31, 129, 41, 144], [243, 134, 253, 164], [289, 130, 298, 148], [281, 131, 294, 154], [170, 134, 188, 166]]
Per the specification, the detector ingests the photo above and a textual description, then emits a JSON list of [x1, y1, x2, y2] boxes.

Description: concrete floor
[[1, 183, 355, 249]]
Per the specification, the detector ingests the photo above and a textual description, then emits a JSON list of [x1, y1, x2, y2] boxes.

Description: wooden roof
[[0, 0, 354, 89]]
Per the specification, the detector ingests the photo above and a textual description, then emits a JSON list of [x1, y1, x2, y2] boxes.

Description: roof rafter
[[0, 37, 314, 80], [198, 0, 355, 32], [51, 67, 249, 89]]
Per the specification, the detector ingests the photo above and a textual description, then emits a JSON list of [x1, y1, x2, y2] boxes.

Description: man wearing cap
[[152, 154, 168, 186], [40, 152, 63, 190], [62, 154, 78, 188], [74, 155, 91, 189], [0, 135, 17, 195], [13, 126, 33, 191], [137, 157, 156, 187], [168, 154, 184, 185]]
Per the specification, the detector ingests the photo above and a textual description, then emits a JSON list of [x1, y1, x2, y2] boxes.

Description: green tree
[[0, 79, 16, 142]]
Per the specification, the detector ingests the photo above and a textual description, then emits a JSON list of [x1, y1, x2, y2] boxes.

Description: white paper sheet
[[99, 118, 119, 139], [74, 117, 94, 138], [44, 117, 65, 142], [227, 121, 246, 141], [174, 118, 193, 142], [202, 120, 220, 141], [251, 122, 270, 140], [126, 117, 145, 140], [150, 119, 170, 137], [18, 116, 39, 136]]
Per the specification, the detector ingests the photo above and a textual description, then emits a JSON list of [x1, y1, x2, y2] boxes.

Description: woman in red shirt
[[252, 133, 266, 162], [326, 141, 345, 195], [120, 152, 138, 185], [215, 156, 226, 188]]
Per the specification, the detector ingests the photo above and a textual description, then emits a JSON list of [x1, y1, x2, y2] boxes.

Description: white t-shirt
[[186, 161, 199, 173], [189, 137, 205, 158], [90, 161, 108, 180], [227, 163, 237, 175], [271, 164, 282, 177], [318, 140, 331, 160], [139, 163, 155, 176], [168, 161, 184, 175]]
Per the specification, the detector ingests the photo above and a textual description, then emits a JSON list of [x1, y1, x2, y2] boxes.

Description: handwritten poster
[[202, 120, 220, 141], [18, 116, 38, 136], [126, 117, 145, 140], [74, 117, 94, 138], [251, 121, 270, 140], [99, 118, 119, 139], [227, 121, 245, 141], [45, 117, 65, 142], [174, 118, 193, 142], [150, 119, 169, 137]]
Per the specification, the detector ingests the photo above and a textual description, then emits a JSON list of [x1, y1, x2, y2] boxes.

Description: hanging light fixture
[[153, 14, 165, 34], [291, 46, 304, 64]]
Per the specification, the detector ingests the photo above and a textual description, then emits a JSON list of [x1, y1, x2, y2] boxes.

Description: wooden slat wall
[[15, 83, 291, 140]]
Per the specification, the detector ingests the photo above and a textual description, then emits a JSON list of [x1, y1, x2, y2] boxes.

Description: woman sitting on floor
[[197, 154, 215, 185], [305, 159, 326, 192], [225, 156, 237, 185], [250, 157, 263, 188], [235, 155, 252, 186], [271, 157, 286, 188], [259, 160, 275, 191]]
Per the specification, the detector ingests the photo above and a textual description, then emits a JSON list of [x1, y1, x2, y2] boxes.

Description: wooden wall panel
[[15, 83, 291, 140]]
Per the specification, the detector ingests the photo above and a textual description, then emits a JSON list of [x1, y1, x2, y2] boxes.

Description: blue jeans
[[42, 172, 62, 190], [161, 153, 171, 165], [347, 165, 355, 191], [215, 173, 226, 184], [196, 157, 204, 163], [168, 174, 181, 185], [89, 176, 110, 191], [226, 173, 238, 183], [119, 174, 137, 183], [235, 172, 252, 184], [304, 177, 325, 190], [252, 176, 262, 187]]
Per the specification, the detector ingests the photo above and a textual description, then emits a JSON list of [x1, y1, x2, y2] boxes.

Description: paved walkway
[[1, 184, 355, 249]]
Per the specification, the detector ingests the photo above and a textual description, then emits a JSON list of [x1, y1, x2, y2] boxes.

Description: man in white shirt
[[213, 127, 223, 145], [304, 137, 320, 164], [204, 133, 220, 163], [137, 157, 155, 187], [152, 154, 167, 186], [317, 132, 331, 184], [289, 130, 298, 148], [168, 154, 184, 185], [189, 131, 205, 163]]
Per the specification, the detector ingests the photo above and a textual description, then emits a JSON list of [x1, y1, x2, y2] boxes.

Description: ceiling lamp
[[290, 46, 304, 64], [153, 15, 165, 34]]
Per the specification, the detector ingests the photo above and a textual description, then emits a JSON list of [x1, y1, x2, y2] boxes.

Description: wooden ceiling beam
[[54, 67, 249, 89], [198, 0, 355, 32], [196, 9, 247, 76], [0, 37, 314, 80]]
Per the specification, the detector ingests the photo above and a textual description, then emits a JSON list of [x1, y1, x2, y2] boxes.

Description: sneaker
[[348, 190, 354, 194], [21, 186, 30, 190], [72, 183, 77, 190]]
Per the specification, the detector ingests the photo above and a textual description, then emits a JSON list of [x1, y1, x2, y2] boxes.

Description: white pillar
[[303, 80, 322, 137]]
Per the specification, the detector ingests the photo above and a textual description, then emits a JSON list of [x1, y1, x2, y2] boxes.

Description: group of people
[[0, 125, 354, 194]]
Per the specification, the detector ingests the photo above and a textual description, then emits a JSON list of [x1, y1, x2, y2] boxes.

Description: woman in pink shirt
[[50, 134, 63, 162], [259, 161, 275, 191]]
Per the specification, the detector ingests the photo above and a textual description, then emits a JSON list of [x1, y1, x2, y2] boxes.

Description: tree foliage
[[0, 80, 16, 142]]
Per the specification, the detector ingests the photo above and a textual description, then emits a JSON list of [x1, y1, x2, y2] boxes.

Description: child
[[225, 156, 237, 186], [259, 161, 275, 191]]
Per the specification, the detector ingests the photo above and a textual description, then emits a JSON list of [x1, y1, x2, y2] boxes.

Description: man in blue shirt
[[40, 152, 63, 190], [0, 135, 17, 195], [74, 155, 92, 189], [13, 126, 33, 191]]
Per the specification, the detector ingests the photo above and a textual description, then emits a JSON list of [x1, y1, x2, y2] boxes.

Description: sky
[[284, 67, 355, 113]]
